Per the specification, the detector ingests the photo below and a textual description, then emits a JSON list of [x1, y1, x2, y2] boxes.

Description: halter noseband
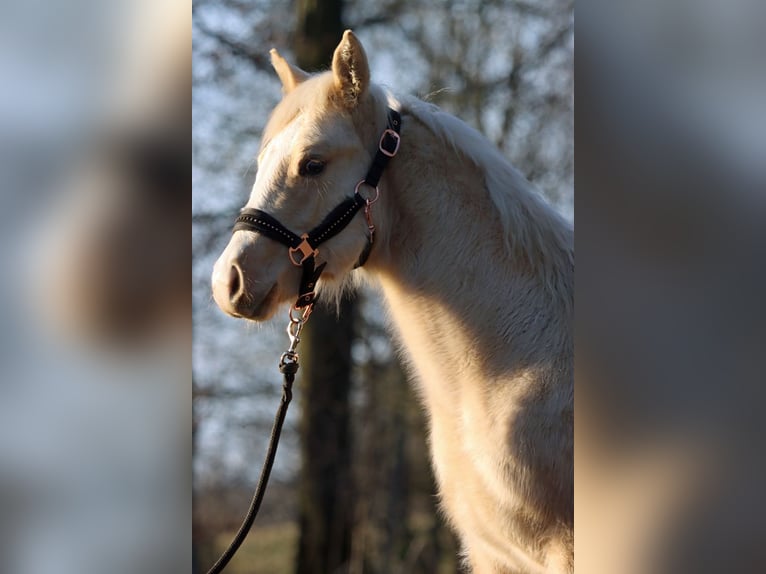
[[232, 108, 401, 309]]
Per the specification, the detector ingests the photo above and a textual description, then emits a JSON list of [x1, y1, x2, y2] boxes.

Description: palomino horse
[[212, 31, 573, 574]]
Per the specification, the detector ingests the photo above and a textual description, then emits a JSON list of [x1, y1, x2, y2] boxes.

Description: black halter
[[232, 108, 401, 308]]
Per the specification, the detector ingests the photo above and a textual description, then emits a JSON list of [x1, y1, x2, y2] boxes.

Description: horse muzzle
[[211, 252, 281, 320]]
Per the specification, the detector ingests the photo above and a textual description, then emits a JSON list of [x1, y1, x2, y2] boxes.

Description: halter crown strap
[[231, 108, 401, 308]]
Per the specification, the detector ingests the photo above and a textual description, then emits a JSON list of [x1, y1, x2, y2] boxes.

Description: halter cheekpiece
[[232, 108, 401, 309]]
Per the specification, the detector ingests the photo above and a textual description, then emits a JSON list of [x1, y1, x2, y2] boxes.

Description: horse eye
[[299, 158, 326, 177]]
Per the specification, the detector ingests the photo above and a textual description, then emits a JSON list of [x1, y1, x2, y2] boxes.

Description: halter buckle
[[379, 129, 401, 157], [288, 234, 318, 266]]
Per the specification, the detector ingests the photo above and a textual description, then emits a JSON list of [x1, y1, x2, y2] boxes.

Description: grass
[[212, 522, 298, 574], [206, 518, 460, 573]]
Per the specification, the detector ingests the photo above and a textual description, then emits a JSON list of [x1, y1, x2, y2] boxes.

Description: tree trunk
[[296, 297, 355, 574], [295, 0, 344, 72], [293, 3, 353, 573]]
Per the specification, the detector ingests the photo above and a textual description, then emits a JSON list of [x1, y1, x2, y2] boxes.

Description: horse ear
[[331, 30, 369, 109], [270, 49, 309, 94]]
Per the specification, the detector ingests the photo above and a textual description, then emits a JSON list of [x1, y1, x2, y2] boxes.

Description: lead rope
[[205, 304, 313, 574]]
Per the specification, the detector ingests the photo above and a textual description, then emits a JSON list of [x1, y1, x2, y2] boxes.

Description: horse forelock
[[262, 71, 395, 159], [260, 72, 337, 153]]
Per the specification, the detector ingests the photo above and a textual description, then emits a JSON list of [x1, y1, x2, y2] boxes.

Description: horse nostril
[[228, 264, 243, 301]]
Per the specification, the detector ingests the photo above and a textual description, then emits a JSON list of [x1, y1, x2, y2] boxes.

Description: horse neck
[[366, 98, 573, 371]]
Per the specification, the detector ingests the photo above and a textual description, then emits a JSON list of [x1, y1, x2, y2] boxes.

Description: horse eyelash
[[317, 179, 333, 200]]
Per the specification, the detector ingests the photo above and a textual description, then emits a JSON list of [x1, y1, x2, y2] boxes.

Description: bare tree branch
[[193, 19, 270, 70]]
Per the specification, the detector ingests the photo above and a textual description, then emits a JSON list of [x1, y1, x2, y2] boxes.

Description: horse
[[211, 30, 573, 574]]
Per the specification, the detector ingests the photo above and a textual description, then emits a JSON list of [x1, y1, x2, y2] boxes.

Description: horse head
[[212, 31, 384, 320]]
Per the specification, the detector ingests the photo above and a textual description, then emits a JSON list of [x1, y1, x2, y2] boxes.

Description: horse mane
[[385, 90, 574, 299]]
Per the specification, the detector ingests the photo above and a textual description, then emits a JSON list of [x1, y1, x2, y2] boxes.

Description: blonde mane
[[378, 88, 573, 301]]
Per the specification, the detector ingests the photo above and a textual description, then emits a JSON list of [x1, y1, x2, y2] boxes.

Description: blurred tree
[[295, 0, 344, 71], [297, 301, 355, 573], [292, 3, 355, 574]]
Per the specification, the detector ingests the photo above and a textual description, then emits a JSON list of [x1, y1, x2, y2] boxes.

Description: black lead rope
[[206, 306, 307, 574], [206, 109, 401, 574], [205, 368, 295, 574]]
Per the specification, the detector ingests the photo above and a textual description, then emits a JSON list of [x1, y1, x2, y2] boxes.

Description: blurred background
[[0, 0, 189, 573], [576, 0, 766, 572], [192, 0, 572, 572]]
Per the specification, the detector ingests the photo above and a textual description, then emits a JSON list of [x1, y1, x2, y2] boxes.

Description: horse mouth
[[231, 283, 280, 321]]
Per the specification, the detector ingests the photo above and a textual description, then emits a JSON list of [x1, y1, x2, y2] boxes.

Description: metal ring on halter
[[354, 180, 379, 205], [289, 303, 313, 324]]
